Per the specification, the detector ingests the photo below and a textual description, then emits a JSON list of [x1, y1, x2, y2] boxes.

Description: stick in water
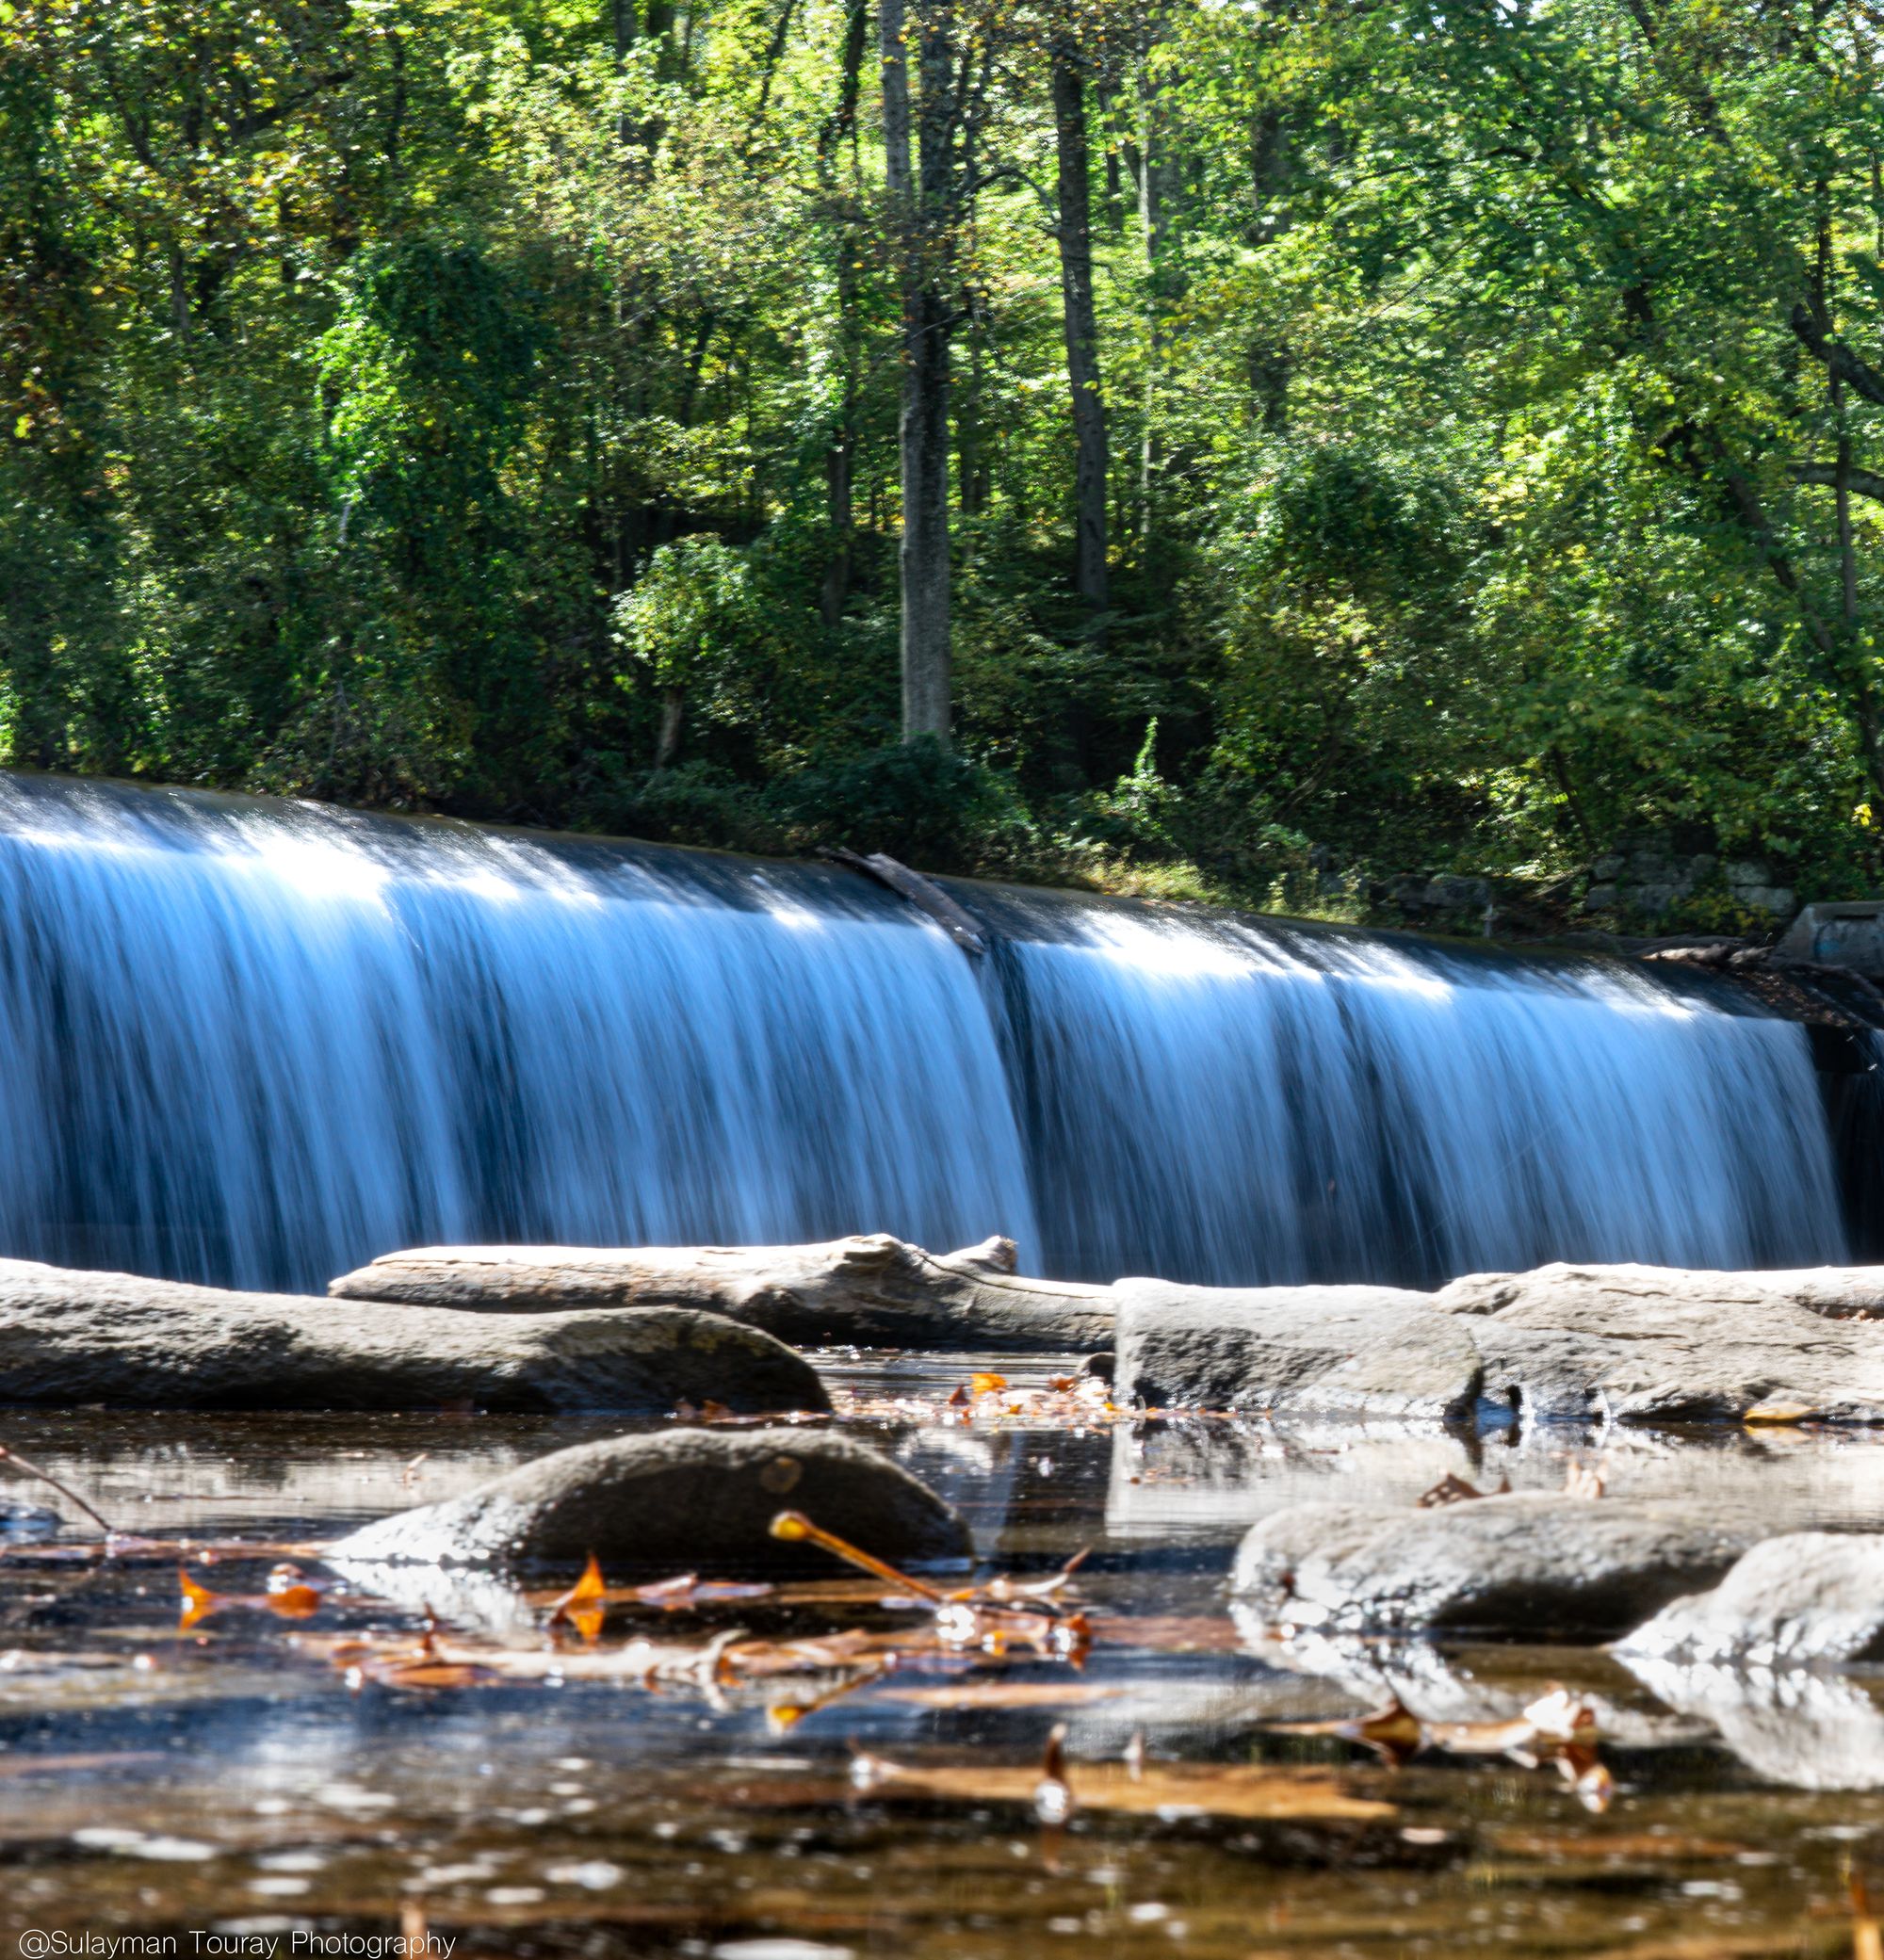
[[769, 1509, 944, 1601], [0, 1444, 115, 1538]]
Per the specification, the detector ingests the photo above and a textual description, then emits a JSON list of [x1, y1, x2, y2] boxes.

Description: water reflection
[[0, 1373, 1880, 1953]]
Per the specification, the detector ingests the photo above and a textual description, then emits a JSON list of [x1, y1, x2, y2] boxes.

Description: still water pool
[[0, 1355, 1878, 1958]]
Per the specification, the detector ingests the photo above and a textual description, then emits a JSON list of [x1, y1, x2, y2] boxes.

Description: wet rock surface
[[1618, 1531, 1884, 1665], [0, 1260, 829, 1415], [1118, 1261, 1884, 1425], [1230, 1492, 1760, 1638], [330, 1232, 1116, 1353], [331, 1425, 972, 1574]]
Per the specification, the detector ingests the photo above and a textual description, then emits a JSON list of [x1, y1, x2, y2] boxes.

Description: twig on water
[[0, 1443, 115, 1539]]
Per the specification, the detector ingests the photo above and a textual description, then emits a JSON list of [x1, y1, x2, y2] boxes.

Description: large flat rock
[[1113, 1281, 1470, 1419], [1230, 1492, 1759, 1639], [1116, 1262, 1884, 1426], [331, 1426, 971, 1575], [1617, 1531, 1884, 1666], [0, 1260, 828, 1415], [1439, 1264, 1884, 1424], [330, 1233, 1114, 1353]]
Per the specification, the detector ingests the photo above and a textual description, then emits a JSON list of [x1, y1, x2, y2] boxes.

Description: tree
[[1050, 18, 1110, 610]]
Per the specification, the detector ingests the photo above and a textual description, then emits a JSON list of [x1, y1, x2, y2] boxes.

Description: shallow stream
[[0, 1355, 1879, 1957]]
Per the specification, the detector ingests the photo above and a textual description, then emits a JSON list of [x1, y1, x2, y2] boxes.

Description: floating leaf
[[263, 1563, 323, 1618], [546, 1554, 608, 1643], [180, 1563, 328, 1629], [178, 1568, 218, 1632], [1271, 1697, 1423, 1767]]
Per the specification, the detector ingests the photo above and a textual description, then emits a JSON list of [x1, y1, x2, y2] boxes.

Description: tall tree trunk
[[957, 297, 989, 522], [819, 0, 869, 628], [655, 687, 684, 768], [1052, 41, 1108, 608], [1131, 91, 1165, 544], [884, 0, 955, 742]]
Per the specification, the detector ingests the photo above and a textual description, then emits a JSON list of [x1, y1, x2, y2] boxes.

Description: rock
[[330, 1233, 1114, 1353], [0, 1259, 828, 1415], [1581, 839, 1728, 919], [1618, 1657, 1884, 1792], [1423, 874, 1491, 914], [331, 1427, 970, 1575], [1778, 899, 1884, 976], [1229, 1492, 1758, 1638], [1437, 1263, 1884, 1423], [1116, 1262, 1884, 1427], [1617, 1532, 1884, 1666], [1112, 1281, 1466, 1420], [1723, 859, 1795, 919]]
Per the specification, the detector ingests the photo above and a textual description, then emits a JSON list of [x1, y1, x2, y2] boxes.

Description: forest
[[7, 0, 1884, 924]]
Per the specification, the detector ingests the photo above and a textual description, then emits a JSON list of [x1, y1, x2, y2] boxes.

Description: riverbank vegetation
[[7, 0, 1884, 920]]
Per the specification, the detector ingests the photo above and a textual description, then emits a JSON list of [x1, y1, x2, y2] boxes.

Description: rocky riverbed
[[0, 1326, 1880, 1957]]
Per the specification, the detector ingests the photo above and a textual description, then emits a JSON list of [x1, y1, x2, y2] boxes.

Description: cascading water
[[0, 771, 1850, 1292], [976, 888, 1847, 1286], [0, 775, 1033, 1289]]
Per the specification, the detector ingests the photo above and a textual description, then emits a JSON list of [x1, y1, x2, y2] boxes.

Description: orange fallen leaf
[[546, 1553, 608, 1643], [1270, 1697, 1424, 1768], [353, 1659, 497, 1691], [969, 1372, 1008, 1398], [1416, 1473, 1509, 1509], [263, 1563, 323, 1618], [178, 1568, 218, 1632], [181, 1563, 328, 1630]]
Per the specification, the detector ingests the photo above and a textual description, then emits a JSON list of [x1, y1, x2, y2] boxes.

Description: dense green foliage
[[8, 0, 1884, 917]]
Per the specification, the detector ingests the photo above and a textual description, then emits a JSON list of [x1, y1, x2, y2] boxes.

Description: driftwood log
[[331, 1232, 1115, 1353]]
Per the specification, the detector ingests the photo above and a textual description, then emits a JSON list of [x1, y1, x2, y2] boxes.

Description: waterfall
[[0, 772, 1848, 1292], [975, 888, 1846, 1286], [0, 775, 1033, 1290]]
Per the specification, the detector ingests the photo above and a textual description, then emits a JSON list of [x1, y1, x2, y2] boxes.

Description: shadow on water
[[0, 1357, 1880, 1957]]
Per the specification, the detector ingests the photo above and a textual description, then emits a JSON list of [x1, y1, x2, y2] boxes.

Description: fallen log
[[330, 1232, 1115, 1353], [820, 847, 988, 954]]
